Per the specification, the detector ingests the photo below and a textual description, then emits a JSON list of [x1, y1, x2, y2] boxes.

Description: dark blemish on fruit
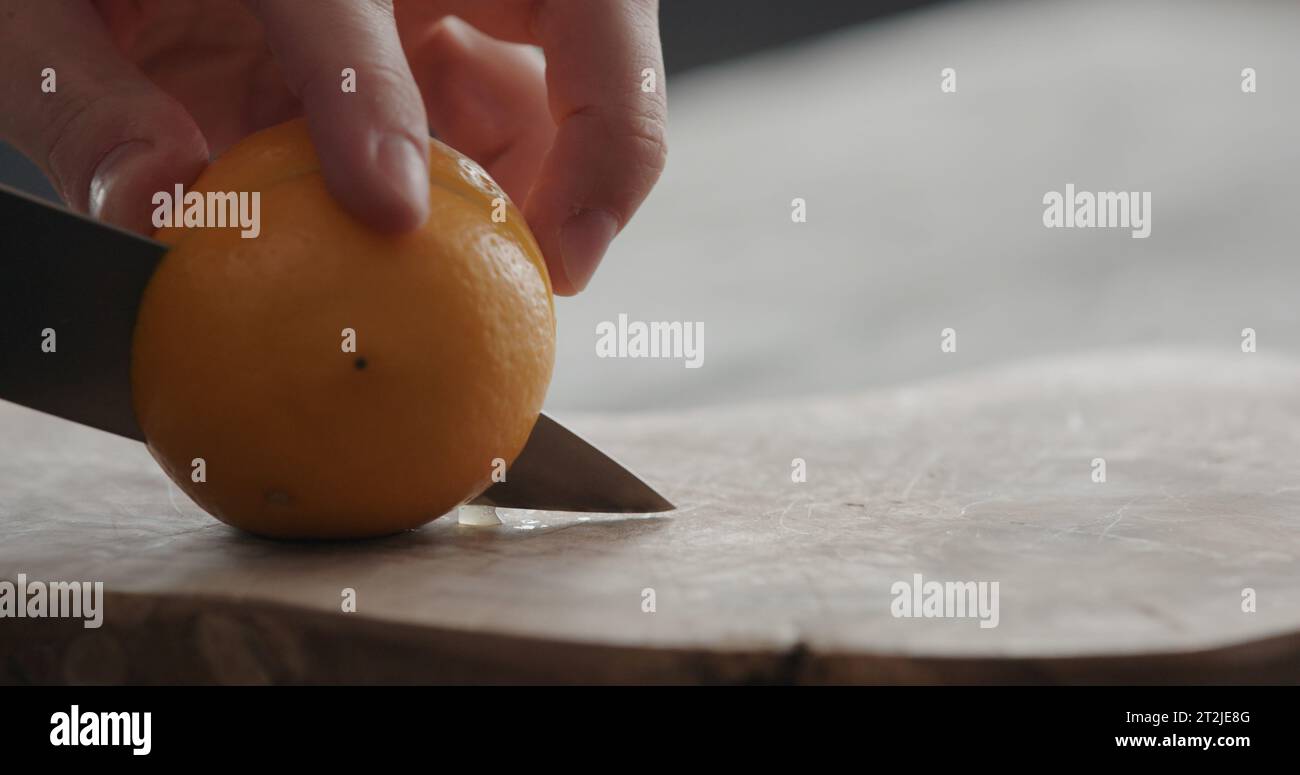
[[354, 357, 367, 370], [266, 490, 292, 506]]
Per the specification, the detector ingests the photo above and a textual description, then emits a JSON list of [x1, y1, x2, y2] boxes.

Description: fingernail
[[560, 209, 619, 293], [88, 140, 154, 227], [375, 133, 430, 231]]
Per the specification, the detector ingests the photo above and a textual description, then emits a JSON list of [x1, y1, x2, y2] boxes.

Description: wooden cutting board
[[3, 350, 1299, 684]]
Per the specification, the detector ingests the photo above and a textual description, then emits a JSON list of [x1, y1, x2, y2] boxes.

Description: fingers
[[0, 0, 209, 234], [247, 0, 430, 232], [426, 0, 668, 294], [530, 0, 669, 293], [398, 14, 553, 206]]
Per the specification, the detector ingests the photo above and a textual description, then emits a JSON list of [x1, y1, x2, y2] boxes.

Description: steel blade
[[471, 413, 674, 513], [0, 184, 162, 440]]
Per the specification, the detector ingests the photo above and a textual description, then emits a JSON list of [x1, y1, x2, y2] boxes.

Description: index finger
[[429, 0, 668, 293], [249, 0, 431, 233]]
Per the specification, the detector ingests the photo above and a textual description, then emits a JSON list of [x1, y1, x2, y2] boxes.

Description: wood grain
[[2, 350, 1299, 683]]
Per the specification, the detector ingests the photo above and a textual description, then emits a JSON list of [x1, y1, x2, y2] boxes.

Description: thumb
[[0, 1, 208, 234]]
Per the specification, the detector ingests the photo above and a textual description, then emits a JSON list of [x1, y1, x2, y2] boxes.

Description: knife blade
[[0, 182, 673, 514], [470, 413, 673, 513], [0, 183, 160, 440]]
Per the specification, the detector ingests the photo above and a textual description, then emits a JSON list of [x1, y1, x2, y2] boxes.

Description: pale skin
[[0, 0, 669, 294]]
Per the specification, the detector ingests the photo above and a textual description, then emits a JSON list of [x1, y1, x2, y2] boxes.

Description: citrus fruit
[[131, 118, 555, 539]]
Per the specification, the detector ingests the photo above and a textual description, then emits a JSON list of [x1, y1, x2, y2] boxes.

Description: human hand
[[0, 0, 668, 294]]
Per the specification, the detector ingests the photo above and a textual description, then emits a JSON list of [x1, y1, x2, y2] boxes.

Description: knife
[[0, 182, 672, 514]]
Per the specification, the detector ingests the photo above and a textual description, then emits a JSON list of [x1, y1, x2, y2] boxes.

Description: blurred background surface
[[659, 0, 948, 73], [4, 0, 1296, 415], [548, 0, 1300, 412]]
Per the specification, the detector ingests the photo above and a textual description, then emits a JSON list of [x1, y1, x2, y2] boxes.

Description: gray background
[[548, 0, 1300, 412], [4, 0, 1293, 415]]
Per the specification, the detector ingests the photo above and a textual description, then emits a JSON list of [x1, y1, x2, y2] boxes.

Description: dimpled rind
[[131, 119, 556, 539]]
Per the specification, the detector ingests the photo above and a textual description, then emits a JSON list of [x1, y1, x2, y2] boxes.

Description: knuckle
[[618, 108, 669, 175], [570, 103, 668, 185], [362, 59, 416, 89], [298, 58, 414, 103], [42, 90, 106, 199], [422, 18, 475, 66]]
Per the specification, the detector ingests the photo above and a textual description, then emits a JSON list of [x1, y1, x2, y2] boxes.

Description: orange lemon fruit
[[131, 118, 555, 539]]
